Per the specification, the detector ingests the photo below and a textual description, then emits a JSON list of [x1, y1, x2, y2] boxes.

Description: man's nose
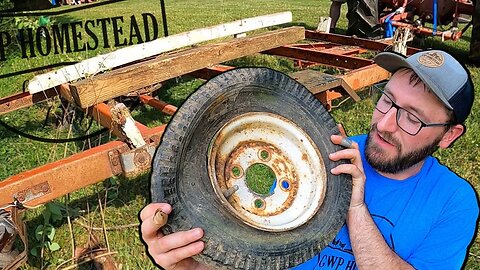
[[376, 108, 398, 133]]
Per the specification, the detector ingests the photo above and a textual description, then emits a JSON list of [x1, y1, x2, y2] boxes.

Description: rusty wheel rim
[[207, 112, 327, 232]]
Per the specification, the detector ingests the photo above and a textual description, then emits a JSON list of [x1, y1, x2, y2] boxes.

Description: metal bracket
[[119, 145, 157, 178], [13, 182, 51, 204], [108, 143, 158, 178], [108, 150, 124, 176]]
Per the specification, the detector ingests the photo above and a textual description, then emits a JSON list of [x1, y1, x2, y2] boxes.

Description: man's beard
[[365, 124, 442, 174]]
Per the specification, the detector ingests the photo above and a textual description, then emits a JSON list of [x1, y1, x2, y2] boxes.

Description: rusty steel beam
[[0, 140, 125, 207], [263, 46, 373, 70], [291, 46, 367, 69], [305, 31, 391, 50], [304, 30, 421, 55], [390, 21, 463, 41], [139, 95, 177, 116], [292, 43, 365, 55], [320, 47, 366, 55], [88, 103, 124, 139], [290, 43, 338, 50], [0, 124, 166, 207], [187, 65, 236, 80], [0, 89, 58, 115]]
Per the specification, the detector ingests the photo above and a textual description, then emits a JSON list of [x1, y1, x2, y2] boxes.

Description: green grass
[[0, 0, 479, 269], [245, 163, 276, 196]]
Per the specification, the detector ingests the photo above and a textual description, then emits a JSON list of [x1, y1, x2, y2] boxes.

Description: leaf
[[47, 203, 62, 216], [47, 203, 63, 222], [34, 225, 44, 241], [67, 207, 81, 217], [107, 190, 118, 200], [42, 209, 51, 224], [45, 225, 55, 241], [47, 242, 60, 251], [30, 244, 42, 257]]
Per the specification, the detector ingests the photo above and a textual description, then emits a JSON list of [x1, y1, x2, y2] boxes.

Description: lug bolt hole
[[259, 149, 271, 161], [254, 198, 266, 209], [280, 179, 291, 191], [231, 165, 243, 178]]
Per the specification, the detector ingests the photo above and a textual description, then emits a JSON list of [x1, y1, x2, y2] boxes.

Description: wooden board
[[69, 26, 305, 108], [291, 69, 341, 94], [291, 69, 361, 102], [341, 64, 390, 90], [27, 11, 293, 94]]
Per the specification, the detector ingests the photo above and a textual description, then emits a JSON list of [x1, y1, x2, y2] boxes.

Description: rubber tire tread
[[346, 0, 383, 39], [151, 67, 352, 270]]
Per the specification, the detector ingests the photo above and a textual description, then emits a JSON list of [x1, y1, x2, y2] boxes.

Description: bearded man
[[140, 50, 479, 270]]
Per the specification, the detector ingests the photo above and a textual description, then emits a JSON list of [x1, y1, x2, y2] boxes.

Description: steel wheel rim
[[208, 112, 327, 232]]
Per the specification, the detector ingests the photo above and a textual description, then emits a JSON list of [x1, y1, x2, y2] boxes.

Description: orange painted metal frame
[[0, 30, 405, 208]]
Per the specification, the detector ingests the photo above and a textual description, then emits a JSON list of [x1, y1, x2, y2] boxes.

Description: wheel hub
[[208, 112, 327, 232]]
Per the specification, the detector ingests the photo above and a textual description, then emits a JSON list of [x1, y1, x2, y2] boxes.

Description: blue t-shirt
[[293, 135, 479, 270]]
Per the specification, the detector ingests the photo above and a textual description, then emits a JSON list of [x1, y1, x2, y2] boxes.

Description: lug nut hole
[[254, 198, 265, 209], [280, 179, 291, 191], [231, 165, 243, 178], [259, 149, 271, 161]]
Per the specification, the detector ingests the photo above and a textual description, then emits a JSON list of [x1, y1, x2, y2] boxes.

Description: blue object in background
[[433, 0, 438, 35], [384, 13, 396, 38]]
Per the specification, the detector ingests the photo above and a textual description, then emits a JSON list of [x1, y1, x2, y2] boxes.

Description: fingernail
[[339, 137, 354, 148], [193, 241, 205, 252], [192, 228, 203, 237]]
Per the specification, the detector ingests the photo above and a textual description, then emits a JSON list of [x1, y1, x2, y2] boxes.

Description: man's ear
[[438, 124, 464, 149]]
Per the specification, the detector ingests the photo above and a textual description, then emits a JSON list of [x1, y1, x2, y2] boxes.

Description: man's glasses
[[371, 82, 453, 136]]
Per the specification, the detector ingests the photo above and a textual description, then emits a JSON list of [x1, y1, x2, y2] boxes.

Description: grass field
[[0, 0, 479, 269]]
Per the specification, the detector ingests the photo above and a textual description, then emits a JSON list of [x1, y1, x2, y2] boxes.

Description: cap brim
[[373, 52, 411, 73]]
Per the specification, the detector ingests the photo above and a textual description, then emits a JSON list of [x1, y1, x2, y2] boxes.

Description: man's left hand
[[329, 135, 366, 209]]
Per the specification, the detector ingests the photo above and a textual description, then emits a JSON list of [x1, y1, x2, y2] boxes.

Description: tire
[[346, 0, 383, 39], [151, 67, 352, 269]]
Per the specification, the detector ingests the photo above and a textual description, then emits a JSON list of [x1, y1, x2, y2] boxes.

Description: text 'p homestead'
[[0, 13, 159, 61]]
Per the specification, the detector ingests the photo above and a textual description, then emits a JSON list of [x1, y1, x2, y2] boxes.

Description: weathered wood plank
[[70, 26, 305, 108], [27, 12, 293, 94], [340, 64, 390, 90], [290, 69, 341, 94]]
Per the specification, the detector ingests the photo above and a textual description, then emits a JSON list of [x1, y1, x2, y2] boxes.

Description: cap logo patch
[[417, 52, 444, 68]]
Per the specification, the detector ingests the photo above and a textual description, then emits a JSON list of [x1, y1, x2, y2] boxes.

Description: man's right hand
[[140, 203, 211, 270]]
